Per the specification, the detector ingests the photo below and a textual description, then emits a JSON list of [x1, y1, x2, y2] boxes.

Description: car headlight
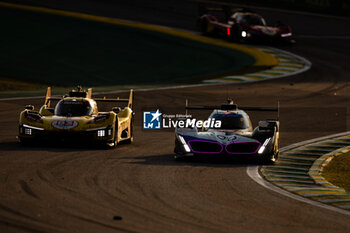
[[178, 135, 191, 153], [281, 32, 292, 37], [97, 130, 105, 137], [25, 128, 32, 135], [20, 124, 44, 135], [258, 138, 271, 154], [87, 126, 112, 137]]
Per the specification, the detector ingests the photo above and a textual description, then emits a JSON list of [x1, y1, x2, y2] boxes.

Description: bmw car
[[174, 100, 279, 163]]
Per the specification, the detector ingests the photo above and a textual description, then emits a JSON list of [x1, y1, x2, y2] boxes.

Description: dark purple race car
[[174, 100, 280, 164]]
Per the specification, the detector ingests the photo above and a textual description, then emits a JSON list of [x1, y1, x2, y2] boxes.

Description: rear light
[[227, 27, 231, 36]]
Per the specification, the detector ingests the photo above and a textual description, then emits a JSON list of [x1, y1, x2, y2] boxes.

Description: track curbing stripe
[[204, 46, 312, 84], [256, 132, 350, 213]]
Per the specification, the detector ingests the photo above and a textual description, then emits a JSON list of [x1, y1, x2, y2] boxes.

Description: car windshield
[[55, 100, 92, 117], [236, 14, 265, 26], [210, 113, 249, 130]]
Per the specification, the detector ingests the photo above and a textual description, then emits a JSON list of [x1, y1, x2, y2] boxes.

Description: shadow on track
[[127, 153, 260, 168], [0, 141, 109, 153]]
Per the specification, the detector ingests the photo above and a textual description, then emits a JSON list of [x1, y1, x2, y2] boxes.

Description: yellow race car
[[18, 86, 134, 147]]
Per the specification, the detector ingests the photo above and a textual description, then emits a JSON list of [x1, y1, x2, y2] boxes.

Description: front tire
[[108, 123, 118, 148], [260, 142, 278, 164], [124, 116, 133, 144]]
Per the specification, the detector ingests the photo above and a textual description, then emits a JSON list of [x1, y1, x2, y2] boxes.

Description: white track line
[[247, 131, 350, 216]]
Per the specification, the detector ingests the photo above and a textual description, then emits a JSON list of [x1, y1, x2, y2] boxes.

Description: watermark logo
[[143, 110, 162, 129], [143, 110, 222, 130]]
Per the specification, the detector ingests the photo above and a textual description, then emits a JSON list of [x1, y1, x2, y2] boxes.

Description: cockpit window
[[236, 14, 265, 26], [55, 100, 92, 117], [210, 113, 249, 129]]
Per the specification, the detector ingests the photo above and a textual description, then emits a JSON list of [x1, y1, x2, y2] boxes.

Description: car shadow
[[127, 153, 261, 168], [0, 141, 111, 153]]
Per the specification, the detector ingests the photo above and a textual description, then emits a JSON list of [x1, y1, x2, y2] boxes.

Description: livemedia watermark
[[143, 109, 221, 129]]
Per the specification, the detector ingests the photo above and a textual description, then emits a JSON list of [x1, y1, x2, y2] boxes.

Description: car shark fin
[[45, 87, 51, 107], [87, 88, 92, 99], [128, 89, 133, 109]]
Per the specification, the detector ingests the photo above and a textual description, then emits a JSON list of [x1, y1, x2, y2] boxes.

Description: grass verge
[[0, 3, 272, 97], [323, 152, 350, 192]]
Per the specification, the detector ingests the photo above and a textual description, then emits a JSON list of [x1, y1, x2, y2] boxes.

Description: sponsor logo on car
[[52, 120, 78, 129]]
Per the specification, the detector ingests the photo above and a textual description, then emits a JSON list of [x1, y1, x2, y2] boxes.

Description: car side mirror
[[112, 107, 121, 113], [25, 105, 34, 110]]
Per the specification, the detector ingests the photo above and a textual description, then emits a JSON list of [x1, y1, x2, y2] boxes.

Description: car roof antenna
[[226, 87, 234, 105]]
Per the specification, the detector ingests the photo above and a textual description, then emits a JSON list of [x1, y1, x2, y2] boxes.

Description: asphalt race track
[[1, 1, 350, 232]]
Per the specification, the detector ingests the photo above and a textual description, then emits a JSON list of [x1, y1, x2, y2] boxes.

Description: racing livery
[[18, 87, 134, 147], [174, 100, 279, 163], [197, 5, 293, 44]]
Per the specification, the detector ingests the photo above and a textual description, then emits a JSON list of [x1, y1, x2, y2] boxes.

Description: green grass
[[323, 152, 350, 192], [0, 6, 255, 95]]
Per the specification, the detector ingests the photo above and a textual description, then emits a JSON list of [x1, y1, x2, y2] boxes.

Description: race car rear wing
[[198, 3, 231, 19], [94, 89, 133, 109], [44, 87, 133, 109], [198, 3, 253, 19], [186, 105, 278, 112]]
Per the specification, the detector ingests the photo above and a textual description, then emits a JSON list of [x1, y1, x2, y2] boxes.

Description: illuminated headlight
[[97, 130, 105, 137], [25, 128, 32, 135], [183, 144, 191, 153], [87, 126, 112, 137], [179, 135, 186, 144], [258, 138, 271, 154], [241, 31, 247, 38], [22, 124, 44, 135], [178, 135, 191, 153], [281, 32, 292, 37]]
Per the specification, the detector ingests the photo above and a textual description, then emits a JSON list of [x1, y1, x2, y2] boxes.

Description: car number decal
[[52, 120, 78, 129]]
